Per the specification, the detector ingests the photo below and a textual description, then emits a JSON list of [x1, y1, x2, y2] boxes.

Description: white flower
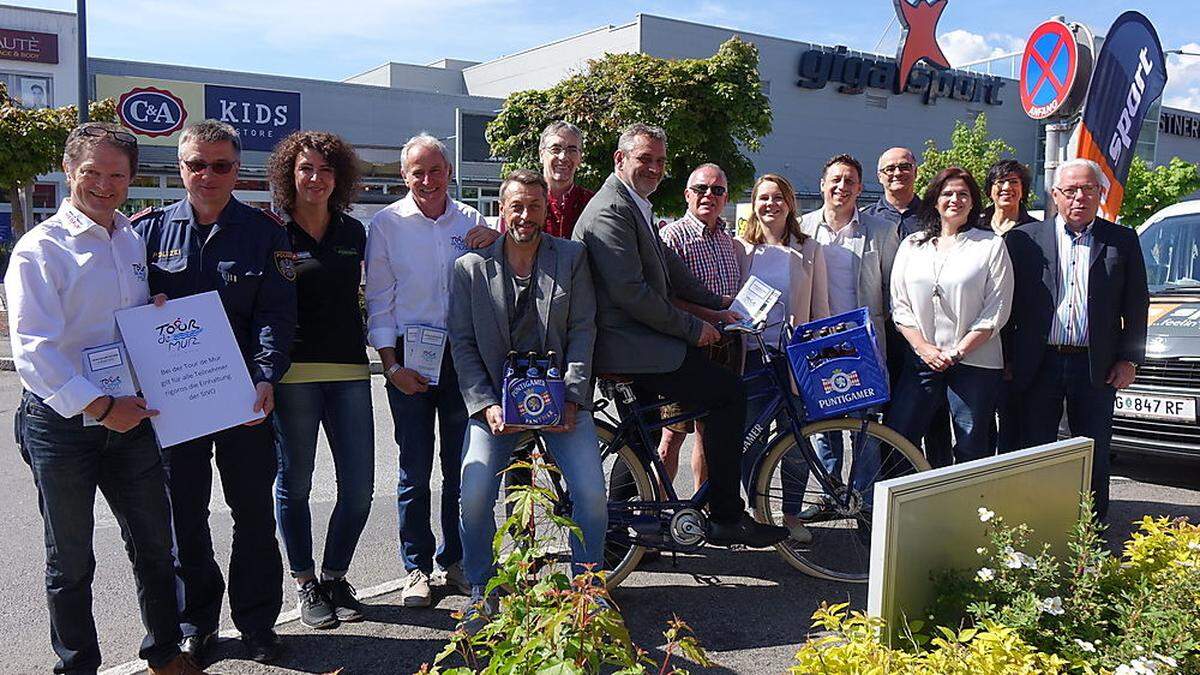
[[1082, 565, 1098, 575], [1187, 541, 1199, 551], [1137, 645, 1146, 652], [1154, 653, 1177, 668], [976, 547, 987, 555], [1074, 638, 1096, 652], [1115, 658, 1160, 675], [1038, 596, 1064, 616], [978, 507, 995, 522], [976, 567, 995, 582], [1003, 549, 1038, 570]]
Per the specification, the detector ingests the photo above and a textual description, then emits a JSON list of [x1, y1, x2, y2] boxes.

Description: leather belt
[[1048, 344, 1088, 355]]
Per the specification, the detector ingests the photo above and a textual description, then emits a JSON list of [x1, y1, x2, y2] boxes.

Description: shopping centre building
[[3, 4, 1200, 235]]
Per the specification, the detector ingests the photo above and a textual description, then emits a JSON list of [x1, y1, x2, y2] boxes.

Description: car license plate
[[1113, 392, 1197, 423]]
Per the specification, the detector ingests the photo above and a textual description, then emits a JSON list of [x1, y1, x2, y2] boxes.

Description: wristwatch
[[385, 364, 402, 378]]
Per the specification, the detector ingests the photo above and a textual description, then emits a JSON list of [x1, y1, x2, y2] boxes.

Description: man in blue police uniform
[[133, 120, 297, 665]]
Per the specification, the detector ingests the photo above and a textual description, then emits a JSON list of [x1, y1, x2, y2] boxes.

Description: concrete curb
[[0, 358, 383, 374], [98, 577, 407, 675]]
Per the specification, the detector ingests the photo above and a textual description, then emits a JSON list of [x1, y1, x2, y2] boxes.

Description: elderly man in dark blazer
[[1005, 158, 1149, 518], [572, 123, 788, 548], [450, 169, 607, 609]]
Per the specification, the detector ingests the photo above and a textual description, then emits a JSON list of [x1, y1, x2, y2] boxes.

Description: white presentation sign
[[116, 291, 263, 447]]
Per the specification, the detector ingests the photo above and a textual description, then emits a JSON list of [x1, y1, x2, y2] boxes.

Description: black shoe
[[707, 512, 790, 548], [179, 632, 216, 664], [298, 579, 338, 629], [241, 629, 282, 664], [322, 577, 365, 623]]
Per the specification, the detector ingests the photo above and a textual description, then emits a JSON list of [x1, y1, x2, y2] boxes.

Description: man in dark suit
[[1005, 159, 1149, 519], [572, 123, 788, 548]]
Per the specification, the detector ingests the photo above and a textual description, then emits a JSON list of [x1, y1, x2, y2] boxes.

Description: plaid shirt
[[658, 211, 741, 297]]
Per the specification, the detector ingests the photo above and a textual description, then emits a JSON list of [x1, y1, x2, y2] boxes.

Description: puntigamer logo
[[156, 316, 204, 352], [118, 86, 188, 137]]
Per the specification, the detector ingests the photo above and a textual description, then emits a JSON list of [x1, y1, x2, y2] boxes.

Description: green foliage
[[930, 498, 1200, 674], [1119, 156, 1200, 228], [915, 113, 1017, 200], [418, 456, 712, 674], [789, 602, 1068, 674], [486, 37, 773, 216], [0, 81, 118, 236]]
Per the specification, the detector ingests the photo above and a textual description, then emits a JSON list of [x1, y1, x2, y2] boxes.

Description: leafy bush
[[928, 499, 1199, 674], [418, 457, 712, 674]]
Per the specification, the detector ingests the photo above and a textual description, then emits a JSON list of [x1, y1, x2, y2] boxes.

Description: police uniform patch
[[274, 251, 297, 281]]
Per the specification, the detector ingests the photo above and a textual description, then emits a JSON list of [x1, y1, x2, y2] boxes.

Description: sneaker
[[783, 514, 814, 545], [797, 496, 836, 521], [297, 579, 338, 629], [706, 512, 790, 548], [322, 577, 365, 623], [402, 569, 432, 607], [438, 562, 472, 595], [460, 585, 498, 636]]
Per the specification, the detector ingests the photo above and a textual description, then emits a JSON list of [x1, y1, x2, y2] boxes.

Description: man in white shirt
[[365, 133, 491, 606], [7, 123, 205, 674], [799, 154, 898, 506]]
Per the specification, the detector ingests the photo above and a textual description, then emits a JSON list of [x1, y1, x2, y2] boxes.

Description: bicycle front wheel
[[751, 417, 929, 583]]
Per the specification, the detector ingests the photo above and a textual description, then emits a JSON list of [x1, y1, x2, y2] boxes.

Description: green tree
[[1118, 156, 1200, 228], [486, 37, 773, 216], [0, 82, 117, 238], [915, 113, 1017, 201]]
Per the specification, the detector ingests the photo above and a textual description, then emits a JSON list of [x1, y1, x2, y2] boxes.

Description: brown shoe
[[149, 653, 210, 675]]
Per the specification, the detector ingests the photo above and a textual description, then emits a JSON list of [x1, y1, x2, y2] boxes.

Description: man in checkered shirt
[[656, 163, 742, 491]]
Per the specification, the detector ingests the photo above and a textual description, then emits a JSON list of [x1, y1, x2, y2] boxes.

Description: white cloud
[[1165, 42, 1200, 113], [938, 29, 1022, 68]]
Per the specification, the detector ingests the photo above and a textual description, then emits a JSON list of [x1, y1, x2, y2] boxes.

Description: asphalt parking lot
[[2, 372, 1196, 674]]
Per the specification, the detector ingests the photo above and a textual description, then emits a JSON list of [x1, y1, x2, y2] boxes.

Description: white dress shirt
[[364, 193, 488, 349], [1050, 214, 1093, 347], [5, 200, 151, 417], [890, 228, 1014, 369], [617, 176, 656, 235], [810, 210, 860, 315]]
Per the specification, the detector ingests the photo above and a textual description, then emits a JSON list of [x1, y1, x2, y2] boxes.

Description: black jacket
[[1005, 216, 1149, 390]]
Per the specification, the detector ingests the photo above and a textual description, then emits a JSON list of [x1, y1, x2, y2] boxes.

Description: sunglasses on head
[[75, 124, 138, 146], [181, 159, 237, 175], [689, 183, 727, 197]]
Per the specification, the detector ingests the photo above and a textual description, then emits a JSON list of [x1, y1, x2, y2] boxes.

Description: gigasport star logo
[[893, 0, 951, 94]]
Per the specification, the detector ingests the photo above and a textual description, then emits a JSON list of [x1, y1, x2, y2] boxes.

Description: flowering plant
[[928, 497, 1200, 674]]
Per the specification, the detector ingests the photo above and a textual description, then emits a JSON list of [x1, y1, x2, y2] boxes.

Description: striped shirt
[[1050, 215, 1093, 347], [658, 211, 741, 297]]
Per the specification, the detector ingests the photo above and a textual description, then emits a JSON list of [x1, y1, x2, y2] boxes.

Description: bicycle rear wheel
[[751, 417, 929, 582]]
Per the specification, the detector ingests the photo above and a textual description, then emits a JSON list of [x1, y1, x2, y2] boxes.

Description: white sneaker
[[783, 514, 814, 545], [402, 569, 432, 607], [438, 562, 472, 596]]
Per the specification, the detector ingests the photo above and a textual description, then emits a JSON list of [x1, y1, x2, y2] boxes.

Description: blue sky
[[9, 0, 1200, 110]]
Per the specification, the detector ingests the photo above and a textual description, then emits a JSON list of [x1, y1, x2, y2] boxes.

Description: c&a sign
[[96, 75, 301, 151]]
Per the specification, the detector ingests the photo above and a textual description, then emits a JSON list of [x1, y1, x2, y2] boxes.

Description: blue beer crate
[[785, 307, 890, 420], [502, 353, 566, 429]]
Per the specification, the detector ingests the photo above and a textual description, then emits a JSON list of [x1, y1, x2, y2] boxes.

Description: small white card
[[730, 275, 783, 324], [404, 325, 447, 385], [81, 341, 136, 426]]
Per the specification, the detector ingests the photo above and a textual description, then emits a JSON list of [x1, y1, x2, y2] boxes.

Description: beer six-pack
[[501, 351, 566, 429], [785, 307, 889, 420]]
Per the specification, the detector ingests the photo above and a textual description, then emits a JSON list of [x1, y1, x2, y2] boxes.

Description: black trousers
[[162, 421, 283, 638], [629, 346, 747, 521]]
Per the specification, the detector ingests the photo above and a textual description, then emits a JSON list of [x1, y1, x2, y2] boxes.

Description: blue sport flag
[[1071, 11, 1167, 220]]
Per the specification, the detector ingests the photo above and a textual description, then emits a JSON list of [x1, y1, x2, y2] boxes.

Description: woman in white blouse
[[885, 166, 1014, 465], [735, 173, 830, 539]]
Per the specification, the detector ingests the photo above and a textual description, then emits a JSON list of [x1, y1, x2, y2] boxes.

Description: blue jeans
[[274, 379, 375, 578], [385, 352, 467, 574], [1017, 349, 1117, 518], [886, 353, 1001, 465], [459, 410, 608, 586], [16, 391, 181, 673]]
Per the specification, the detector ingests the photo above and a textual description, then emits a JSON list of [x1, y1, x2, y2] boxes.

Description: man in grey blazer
[[572, 123, 788, 548], [450, 169, 608, 608]]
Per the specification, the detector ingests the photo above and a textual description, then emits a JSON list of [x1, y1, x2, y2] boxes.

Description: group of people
[[6, 114, 1149, 674]]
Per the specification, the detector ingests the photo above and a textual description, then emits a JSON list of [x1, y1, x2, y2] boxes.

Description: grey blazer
[[800, 208, 900, 358], [572, 173, 724, 374], [448, 234, 596, 418]]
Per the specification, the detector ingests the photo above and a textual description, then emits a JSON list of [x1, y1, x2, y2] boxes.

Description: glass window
[[32, 183, 56, 209], [165, 176, 185, 188], [1140, 213, 1200, 290], [234, 178, 268, 191], [131, 175, 160, 188]]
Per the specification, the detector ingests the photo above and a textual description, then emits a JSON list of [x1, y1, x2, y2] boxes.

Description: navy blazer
[[1004, 216, 1149, 390]]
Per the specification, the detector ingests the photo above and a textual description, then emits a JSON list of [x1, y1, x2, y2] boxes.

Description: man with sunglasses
[[655, 163, 742, 491], [133, 120, 296, 665]]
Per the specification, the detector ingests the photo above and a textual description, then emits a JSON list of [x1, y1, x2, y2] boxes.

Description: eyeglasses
[[181, 159, 238, 175], [1055, 185, 1099, 199], [545, 144, 581, 157], [878, 162, 914, 175], [689, 184, 727, 197], [75, 124, 137, 146]]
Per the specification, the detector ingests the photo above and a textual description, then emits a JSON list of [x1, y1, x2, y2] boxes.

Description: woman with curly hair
[[266, 131, 372, 630]]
